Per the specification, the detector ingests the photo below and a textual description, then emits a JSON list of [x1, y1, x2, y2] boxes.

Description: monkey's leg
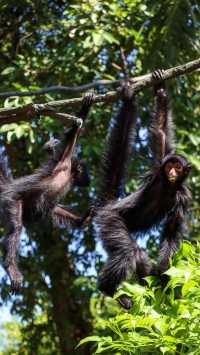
[[3, 200, 23, 293], [97, 205, 153, 309], [96, 208, 136, 309], [135, 244, 152, 282]]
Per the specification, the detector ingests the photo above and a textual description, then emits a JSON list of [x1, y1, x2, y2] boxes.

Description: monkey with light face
[[96, 70, 192, 309]]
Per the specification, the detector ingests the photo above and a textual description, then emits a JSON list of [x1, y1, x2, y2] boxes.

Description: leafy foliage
[[80, 242, 200, 354]]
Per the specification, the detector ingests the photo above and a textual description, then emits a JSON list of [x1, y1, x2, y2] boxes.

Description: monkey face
[[162, 154, 191, 183], [164, 160, 183, 182], [43, 138, 61, 159]]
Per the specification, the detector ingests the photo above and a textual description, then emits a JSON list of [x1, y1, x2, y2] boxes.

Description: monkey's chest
[[124, 188, 177, 232], [45, 169, 71, 196]]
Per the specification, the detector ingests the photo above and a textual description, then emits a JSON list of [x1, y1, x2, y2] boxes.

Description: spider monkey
[[96, 70, 191, 309], [0, 93, 94, 292]]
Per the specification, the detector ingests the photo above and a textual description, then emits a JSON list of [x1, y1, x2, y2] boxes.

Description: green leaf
[[188, 156, 200, 171], [103, 32, 119, 44], [77, 335, 103, 347], [1, 67, 15, 75]]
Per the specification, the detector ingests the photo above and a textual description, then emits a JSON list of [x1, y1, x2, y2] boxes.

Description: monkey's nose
[[169, 168, 176, 177]]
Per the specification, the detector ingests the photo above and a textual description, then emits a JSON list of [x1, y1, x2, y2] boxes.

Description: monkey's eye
[[164, 162, 173, 172], [174, 162, 182, 171]]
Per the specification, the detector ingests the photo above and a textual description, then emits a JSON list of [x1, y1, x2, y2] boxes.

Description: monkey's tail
[[97, 96, 136, 206]]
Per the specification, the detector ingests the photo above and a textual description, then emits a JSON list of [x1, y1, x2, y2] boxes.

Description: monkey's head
[[43, 138, 61, 158], [162, 154, 191, 183], [71, 159, 90, 187], [43, 125, 80, 160]]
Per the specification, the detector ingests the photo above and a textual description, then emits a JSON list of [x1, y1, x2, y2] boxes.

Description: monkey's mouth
[[168, 176, 177, 183]]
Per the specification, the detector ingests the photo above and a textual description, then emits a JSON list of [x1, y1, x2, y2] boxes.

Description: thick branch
[[0, 57, 199, 125]]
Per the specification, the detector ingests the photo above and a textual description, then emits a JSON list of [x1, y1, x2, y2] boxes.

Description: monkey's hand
[[152, 69, 167, 97], [78, 92, 95, 122]]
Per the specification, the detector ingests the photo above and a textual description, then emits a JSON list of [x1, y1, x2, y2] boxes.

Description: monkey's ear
[[186, 163, 192, 172]]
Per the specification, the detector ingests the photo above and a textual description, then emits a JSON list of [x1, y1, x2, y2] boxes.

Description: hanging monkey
[[0, 93, 94, 292], [96, 71, 191, 309]]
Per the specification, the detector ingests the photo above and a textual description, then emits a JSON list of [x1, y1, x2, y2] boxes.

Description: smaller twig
[[0, 80, 122, 98], [44, 110, 81, 125]]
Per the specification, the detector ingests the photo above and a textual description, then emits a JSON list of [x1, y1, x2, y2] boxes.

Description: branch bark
[[0, 57, 199, 125]]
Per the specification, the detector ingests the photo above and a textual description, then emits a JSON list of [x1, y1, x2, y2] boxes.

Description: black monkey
[[0, 93, 94, 292], [96, 71, 191, 309]]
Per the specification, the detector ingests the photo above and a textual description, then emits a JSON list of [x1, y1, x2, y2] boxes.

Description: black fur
[[0, 93, 94, 292], [97, 84, 136, 206], [96, 71, 191, 308]]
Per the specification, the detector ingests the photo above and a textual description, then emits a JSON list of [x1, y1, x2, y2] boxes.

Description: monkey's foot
[[11, 277, 23, 294], [6, 264, 23, 294], [117, 295, 132, 310], [76, 118, 83, 128]]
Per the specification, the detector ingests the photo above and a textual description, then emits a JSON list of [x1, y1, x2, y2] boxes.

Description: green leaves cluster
[[80, 242, 200, 354]]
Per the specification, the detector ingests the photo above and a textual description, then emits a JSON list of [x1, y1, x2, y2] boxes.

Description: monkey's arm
[[150, 70, 175, 162], [158, 188, 190, 273], [158, 213, 184, 273], [97, 85, 136, 206]]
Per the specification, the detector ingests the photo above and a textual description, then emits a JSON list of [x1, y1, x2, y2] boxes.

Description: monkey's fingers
[[152, 69, 165, 82], [152, 70, 167, 98], [11, 282, 22, 294], [82, 92, 95, 107], [6, 264, 23, 294]]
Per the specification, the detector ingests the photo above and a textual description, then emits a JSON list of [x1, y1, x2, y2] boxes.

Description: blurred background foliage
[[0, 0, 199, 354]]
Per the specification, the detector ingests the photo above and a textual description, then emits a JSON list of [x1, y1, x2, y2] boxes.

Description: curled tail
[[97, 88, 137, 206]]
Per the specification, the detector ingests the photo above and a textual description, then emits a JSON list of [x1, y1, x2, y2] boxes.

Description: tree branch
[[0, 57, 199, 125], [0, 80, 122, 98]]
